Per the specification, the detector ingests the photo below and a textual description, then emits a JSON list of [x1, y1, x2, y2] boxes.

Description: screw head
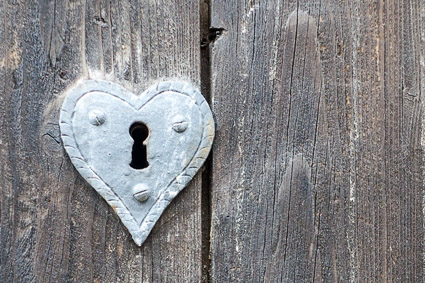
[[88, 109, 106, 126], [172, 115, 188, 132], [132, 184, 150, 202]]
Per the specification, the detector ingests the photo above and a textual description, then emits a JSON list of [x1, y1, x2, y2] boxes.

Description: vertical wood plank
[[0, 0, 203, 282], [210, 0, 425, 281]]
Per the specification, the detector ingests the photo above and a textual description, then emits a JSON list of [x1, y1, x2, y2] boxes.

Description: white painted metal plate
[[59, 79, 214, 246]]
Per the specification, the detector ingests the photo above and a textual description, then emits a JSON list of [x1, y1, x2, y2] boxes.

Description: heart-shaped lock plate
[[59, 79, 214, 246]]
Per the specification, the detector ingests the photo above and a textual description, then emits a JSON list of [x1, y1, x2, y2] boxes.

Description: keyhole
[[129, 122, 149, 169]]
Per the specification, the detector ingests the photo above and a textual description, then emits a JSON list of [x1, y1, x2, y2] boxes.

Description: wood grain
[[210, 0, 425, 282], [0, 0, 203, 282], [2, 0, 425, 282]]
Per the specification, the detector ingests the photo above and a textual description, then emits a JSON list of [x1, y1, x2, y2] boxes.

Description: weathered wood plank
[[0, 0, 203, 282], [210, 0, 425, 282]]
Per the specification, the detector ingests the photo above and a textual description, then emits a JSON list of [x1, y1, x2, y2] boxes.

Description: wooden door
[[1, 0, 424, 282]]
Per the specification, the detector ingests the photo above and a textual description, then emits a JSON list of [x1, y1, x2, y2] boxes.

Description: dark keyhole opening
[[129, 122, 149, 169]]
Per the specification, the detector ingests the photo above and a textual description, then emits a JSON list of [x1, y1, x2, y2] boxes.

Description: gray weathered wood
[[0, 0, 203, 282], [2, 0, 425, 282], [210, 0, 425, 282]]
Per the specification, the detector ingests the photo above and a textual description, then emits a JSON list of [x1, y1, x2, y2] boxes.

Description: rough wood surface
[[2, 0, 425, 282], [0, 0, 203, 282], [210, 0, 425, 282]]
